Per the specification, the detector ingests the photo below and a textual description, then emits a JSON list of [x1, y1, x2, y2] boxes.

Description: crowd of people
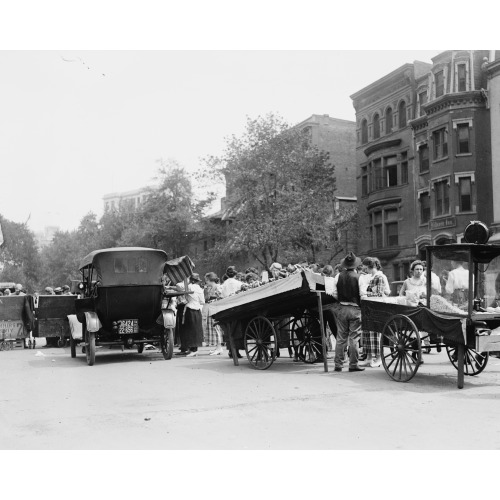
[[1, 252, 473, 360], [0, 284, 73, 297], [0, 283, 27, 296], [167, 254, 394, 370], [168, 251, 466, 372]]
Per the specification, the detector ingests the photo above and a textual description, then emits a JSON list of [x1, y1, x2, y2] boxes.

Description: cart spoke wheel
[[292, 314, 322, 364], [381, 314, 421, 382], [85, 328, 96, 366], [244, 316, 277, 370], [446, 345, 488, 376], [161, 328, 174, 360]]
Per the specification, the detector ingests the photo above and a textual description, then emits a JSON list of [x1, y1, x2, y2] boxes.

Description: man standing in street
[[332, 252, 364, 373]]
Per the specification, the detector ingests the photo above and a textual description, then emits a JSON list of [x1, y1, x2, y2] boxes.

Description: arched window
[[385, 107, 393, 134], [361, 119, 368, 144], [373, 113, 380, 139], [398, 101, 406, 128]]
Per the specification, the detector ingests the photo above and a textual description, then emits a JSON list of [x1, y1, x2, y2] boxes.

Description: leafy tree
[[38, 230, 81, 287], [119, 159, 216, 258], [200, 113, 357, 269], [0, 215, 40, 290]]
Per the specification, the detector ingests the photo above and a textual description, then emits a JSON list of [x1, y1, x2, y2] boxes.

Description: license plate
[[118, 319, 139, 334]]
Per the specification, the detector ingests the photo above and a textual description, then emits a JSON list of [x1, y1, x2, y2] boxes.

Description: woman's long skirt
[[179, 307, 203, 349]]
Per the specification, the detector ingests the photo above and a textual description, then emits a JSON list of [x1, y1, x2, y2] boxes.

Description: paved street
[[1, 344, 500, 450]]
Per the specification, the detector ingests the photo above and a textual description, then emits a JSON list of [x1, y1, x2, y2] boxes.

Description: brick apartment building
[[351, 50, 499, 283]]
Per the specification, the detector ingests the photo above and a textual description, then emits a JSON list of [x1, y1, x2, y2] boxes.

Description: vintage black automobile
[[73, 247, 178, 365]]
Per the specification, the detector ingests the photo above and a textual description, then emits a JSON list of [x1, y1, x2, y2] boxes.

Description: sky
[[0, 1, 493, 236], [0, 49, 444, 232]]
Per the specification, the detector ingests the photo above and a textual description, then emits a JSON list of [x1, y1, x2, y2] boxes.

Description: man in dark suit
[[331, 252, 364, 373]]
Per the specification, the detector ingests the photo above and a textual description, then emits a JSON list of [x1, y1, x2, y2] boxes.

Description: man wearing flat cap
[[331, 252, 364, 372]]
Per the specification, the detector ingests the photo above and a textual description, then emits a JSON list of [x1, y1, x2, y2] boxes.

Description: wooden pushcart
[[33, 294, 77, 348], [209, 270, 335, 371], [0, 295, 36, 350]]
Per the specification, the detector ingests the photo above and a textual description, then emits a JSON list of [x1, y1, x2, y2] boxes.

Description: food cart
[[0, 295, 36, 350], [362, 233, 500, 389], [209, 269, 334, 371], [33, 294, 77, 348]]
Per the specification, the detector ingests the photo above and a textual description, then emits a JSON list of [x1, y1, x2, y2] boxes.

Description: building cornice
[[363, 139, 402, 157], [484, 59, 500, 79], [409, 115, 428, 132], [366, 196, 402, 211], [350, 64, 415, 101], [422, 91, 486, 117]]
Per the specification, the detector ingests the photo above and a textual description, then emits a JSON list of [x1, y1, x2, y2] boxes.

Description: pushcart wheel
[[85, 329, 96, 366], [137, 343, 145, 354], [161, 328, 174, 360], [244, 316, 277, 370], [381, 314, 421, 382], [292, 314, 322, 364], [446, 345, 488, 376], [70, 335, 76, 358], [0, 341, 4, 351], [57, 338, 66, 348]]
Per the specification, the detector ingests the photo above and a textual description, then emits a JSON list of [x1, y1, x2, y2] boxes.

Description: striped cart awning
[[163, 255, 195, 284]]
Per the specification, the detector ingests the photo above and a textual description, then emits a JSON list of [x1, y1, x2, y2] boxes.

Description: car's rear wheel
[[70, 335, 76, 358]]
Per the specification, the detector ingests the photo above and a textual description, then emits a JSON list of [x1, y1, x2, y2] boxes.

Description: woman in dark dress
[[176, 273, 205, 357]]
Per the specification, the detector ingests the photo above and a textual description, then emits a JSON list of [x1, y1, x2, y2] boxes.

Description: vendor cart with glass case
[[361, 237, 500, 388]]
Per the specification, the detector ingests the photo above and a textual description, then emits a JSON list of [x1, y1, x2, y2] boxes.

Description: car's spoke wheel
[[161, 328, 174, 360], [85, 328, 96, 366], [70, 335, 76, 358]]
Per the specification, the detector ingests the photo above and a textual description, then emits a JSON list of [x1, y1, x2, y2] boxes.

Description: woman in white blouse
[[359, 257, 390, 368], [176, 273, 205, 357]]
